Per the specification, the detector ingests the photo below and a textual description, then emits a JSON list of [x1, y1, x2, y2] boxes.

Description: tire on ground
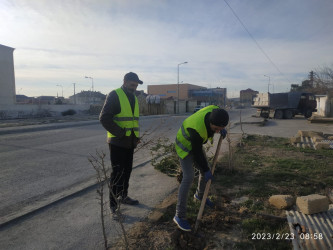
[[283, 110, 293, 119], [274, 109, 283, 119], [304, 109, 313, 118]]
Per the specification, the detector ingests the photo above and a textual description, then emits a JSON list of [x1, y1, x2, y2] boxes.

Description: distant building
[[16, 95, 56, 105], [147, 83, 204, 100], [69, 91, 106, 104], [16, 95, 30, 104], [0, 44, 16, 106], [148, 83, 227, 107], [240, 88, 258, 105], [189, 87, 227, 106], [38, 96, 56, 105]]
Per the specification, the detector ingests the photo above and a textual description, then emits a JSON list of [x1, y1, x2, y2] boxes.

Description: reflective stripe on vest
[[175, 105, 219, 159], [107, 88, 139, 138]]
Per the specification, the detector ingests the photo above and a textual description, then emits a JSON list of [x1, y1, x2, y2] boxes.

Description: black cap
[[209, 108, 229, 127], [124, 72, 143, 84]]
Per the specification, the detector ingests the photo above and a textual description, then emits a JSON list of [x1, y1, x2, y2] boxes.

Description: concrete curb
[[0, 120, 100, 135], [0, 159, 153, 229], [0, 176, 97, 228], [0, 114, 177, 135]]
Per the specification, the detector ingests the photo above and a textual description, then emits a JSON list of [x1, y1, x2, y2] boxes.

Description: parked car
[[193, 105, 205, 113]]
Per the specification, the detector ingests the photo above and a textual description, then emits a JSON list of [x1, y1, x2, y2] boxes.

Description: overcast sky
[[1, 0, 332, 98]]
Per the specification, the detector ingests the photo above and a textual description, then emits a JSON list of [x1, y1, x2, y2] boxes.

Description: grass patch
[[242, 218, 292, 250], [219, 134, 333, 198], [150, 134, 333, 249], [219, 134, 333, 249]]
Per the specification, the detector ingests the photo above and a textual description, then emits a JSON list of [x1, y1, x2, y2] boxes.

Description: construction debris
[[308, 116, 333, 123], [296, 194, 329, 215], [290, 130, 333, 149], [269, 195, 295, 209], [286, 207, 333, 250]]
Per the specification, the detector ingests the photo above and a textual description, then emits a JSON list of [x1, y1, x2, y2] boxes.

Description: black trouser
[[109, 144, 134, 208]]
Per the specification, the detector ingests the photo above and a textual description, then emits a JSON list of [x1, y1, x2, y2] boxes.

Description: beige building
[[148, 83, 204, 100], [240, 88, 258, 105], [0, 44, 16, 106]]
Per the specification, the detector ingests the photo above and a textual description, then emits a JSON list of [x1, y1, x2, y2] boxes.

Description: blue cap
[[124, 72, 143, 84]]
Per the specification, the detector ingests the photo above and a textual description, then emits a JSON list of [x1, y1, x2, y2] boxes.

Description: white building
[[315, 94, 333, 117], [0, 44, 16, 106]]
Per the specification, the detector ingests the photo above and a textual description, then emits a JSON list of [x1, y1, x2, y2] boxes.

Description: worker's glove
[[204, 170, 213, 182], [220, 128, 227, 139]]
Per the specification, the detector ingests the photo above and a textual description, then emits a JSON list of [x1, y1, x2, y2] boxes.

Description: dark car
[[193, 105, 204, 113]]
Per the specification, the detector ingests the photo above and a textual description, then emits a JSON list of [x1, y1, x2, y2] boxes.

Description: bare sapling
[[89, 154, 108, 249], [88, 150, 129, 250], [226, 122, 233, 171]]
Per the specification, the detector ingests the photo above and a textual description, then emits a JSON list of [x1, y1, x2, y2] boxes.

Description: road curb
[[0, 114, 176, 135], [0, 120, 100, 135], [0, 159, 154, 229], [0, 176, 97, 229]]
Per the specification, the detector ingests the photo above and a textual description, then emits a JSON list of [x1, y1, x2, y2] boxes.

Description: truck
[[252, 92, 317, 119]]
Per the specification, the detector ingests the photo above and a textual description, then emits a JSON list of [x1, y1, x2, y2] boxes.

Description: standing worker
[[174, 105, 229, 231], [100, 72, 143, 218]]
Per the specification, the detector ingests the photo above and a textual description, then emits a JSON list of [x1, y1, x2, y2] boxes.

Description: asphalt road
[[1, 109, 332, 249]]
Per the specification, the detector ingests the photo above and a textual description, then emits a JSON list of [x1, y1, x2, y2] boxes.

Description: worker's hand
[[204, 170, 213, 182], [220, 128, 227, 139]]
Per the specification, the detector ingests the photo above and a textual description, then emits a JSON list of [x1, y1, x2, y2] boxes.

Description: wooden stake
[[194, 134, 223, 232]]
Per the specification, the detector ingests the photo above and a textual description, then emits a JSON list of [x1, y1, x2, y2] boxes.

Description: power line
[[223, 0, 292, 84]]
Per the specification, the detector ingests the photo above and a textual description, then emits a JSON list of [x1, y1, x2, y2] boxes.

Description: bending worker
[[100, 72, 143, 219], [173, 105, 229, 231]]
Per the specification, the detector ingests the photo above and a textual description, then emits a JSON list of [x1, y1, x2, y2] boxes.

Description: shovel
[[194, 133, 224, 232]]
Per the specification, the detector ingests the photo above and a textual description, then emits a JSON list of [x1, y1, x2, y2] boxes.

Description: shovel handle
[[194, 134, 224, 232]]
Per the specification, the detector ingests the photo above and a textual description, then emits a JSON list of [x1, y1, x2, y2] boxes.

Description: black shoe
[[120, 196, 139, 205], [110, 206, 123, 221]]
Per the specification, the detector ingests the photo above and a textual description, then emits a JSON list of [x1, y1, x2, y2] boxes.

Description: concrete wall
[[0, 104, 90, 119], [164, 100, 197, 114], [0, 45, 16, 106], [138, 99, 197, 115], [315, 95, 332, 117]]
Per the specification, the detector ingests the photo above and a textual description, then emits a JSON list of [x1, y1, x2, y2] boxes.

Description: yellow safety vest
[[175, 105, 219, 159], [107, 88, 139, 138]]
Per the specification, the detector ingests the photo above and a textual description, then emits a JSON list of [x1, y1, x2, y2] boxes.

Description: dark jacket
[[187, 112, 214, 173], [99, 86, 139, 149]]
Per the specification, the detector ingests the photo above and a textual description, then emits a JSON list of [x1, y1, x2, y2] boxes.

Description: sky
[[1, 0, 333, 98]]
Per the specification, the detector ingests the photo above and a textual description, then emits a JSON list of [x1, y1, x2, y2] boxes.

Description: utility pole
[[73, 83, 76, 104], [264, 75, 271, 93], [177, 61, 188, 114]]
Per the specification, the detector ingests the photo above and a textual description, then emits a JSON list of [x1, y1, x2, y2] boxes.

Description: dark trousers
[[109, 144, 134, 208]]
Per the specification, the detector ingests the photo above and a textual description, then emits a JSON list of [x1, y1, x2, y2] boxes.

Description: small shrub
[[62, 109, 76, 116]]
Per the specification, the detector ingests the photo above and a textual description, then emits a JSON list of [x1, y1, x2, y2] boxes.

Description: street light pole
[[56, 84, 63, 97], [85, 76, 94, 103], [264, 75, 271, 93], [85, 76, 94, 92], [177, 61, 188, 114]]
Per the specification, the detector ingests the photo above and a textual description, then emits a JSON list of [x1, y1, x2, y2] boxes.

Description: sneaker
[[194, 193, 214, 208], [173, 216, 191, 232], [120, 196, 139, 205]]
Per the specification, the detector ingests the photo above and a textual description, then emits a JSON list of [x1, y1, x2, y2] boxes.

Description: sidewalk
[[0, 160, 179, 250]]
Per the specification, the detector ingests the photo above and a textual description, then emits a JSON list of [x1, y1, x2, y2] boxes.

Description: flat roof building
[[147, 83, 204, 100], [0, 44, 16, 106], [147, 83, 227, 107]]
